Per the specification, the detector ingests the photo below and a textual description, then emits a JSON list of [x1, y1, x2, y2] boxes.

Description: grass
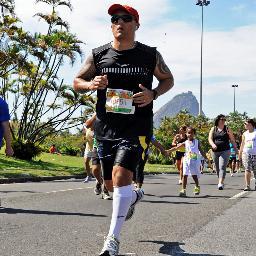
[[0, 150, 177, 179], [144, 163, 176, 173], [0, 152, 84, 179]]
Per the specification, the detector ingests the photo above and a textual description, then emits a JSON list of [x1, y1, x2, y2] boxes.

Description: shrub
[[12, 140, 42, 160], [59, 145, 80, 156], [148, 152, 174, 165]]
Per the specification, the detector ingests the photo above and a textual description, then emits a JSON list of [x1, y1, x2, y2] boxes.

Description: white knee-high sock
[[108, 185, 132, 240]]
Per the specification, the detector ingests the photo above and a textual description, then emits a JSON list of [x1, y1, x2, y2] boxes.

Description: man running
[[73, 4, 174, 256]]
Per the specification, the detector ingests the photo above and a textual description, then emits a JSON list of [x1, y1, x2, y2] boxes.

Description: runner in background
[[92, 136, 112, 200], [208, 114, 237, 190], [82, 116, 95, 182], [167, 127, 207, 197], [172, 126, 187, 184], [229, 142, 237, 176], [239, 119, 256, 191]]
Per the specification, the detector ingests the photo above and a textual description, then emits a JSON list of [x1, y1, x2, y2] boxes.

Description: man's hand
[[89, 75, 108, 90], [5, 145, 14, 157], [133, 84, 154, 107]]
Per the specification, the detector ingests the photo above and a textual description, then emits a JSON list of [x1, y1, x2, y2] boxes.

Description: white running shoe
[[102, 191, 112, 200], [218, 183, 224, 190], [83, 176, 91, 183], [99, 235, 119, 256], [125, 188, 144, 221]]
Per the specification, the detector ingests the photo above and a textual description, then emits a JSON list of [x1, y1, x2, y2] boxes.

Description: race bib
[[188, 152, 198, 160], [106, 88, 135, 114], [245, 140, 253, 149]]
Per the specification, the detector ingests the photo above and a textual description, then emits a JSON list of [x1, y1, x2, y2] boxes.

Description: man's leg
[[107, 166, 133, 239], [99, 140, 143, 256]]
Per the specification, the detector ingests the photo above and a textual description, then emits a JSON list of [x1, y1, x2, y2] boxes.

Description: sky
[[14, 0, 256, 119]]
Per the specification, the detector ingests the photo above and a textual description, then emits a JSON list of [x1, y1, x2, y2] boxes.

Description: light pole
[[232, 84, 238, 113], [196, 0, 210, 116]]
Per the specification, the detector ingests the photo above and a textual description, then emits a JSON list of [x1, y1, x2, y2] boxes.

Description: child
[[167, 127, 207, 197]]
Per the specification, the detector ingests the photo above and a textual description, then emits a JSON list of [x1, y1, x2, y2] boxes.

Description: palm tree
[[0, 0, 15, 15]]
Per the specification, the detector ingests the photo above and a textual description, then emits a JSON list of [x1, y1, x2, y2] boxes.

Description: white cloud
[[231, 4, 247, 12]]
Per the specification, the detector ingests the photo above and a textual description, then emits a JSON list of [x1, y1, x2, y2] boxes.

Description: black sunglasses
[[220, 118, 226, 121], [111, 14, 133, 24]]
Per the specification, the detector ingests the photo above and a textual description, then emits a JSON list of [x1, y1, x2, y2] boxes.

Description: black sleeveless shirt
[[212, 125, 230, 152], [92, 42, 156, 140]]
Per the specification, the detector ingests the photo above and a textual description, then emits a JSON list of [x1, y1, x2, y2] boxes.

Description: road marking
[[229, 191, 248, 200], [44, 187, 93, 194]]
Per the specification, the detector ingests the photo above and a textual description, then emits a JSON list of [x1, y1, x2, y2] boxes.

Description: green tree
[[226, 111, 248, 139], [0, 0, 95, 160]]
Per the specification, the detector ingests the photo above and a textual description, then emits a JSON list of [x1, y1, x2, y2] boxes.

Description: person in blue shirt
[[0, 97, 14, 156], [229, 141, 238, 176]]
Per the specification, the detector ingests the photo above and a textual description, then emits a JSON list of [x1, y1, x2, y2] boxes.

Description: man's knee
[[112, 166, 133, 187]]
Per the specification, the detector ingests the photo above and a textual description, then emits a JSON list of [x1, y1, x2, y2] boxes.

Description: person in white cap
[[73, 4, 174, 256]]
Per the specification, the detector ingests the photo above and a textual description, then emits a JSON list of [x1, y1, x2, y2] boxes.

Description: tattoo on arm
[[156, 50, 171, 75], [76, 54, 96, 81]]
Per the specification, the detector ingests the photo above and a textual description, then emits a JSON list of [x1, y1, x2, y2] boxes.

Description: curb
[[0, 172, 222, 184], [0, 175, 85, 184], [0, 172, 181, 184]]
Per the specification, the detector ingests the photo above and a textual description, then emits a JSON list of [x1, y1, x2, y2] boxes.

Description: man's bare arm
[[133, 50, 174, 107], [153, 50, 174, 97], [73, 54, 96, 92], [73, 54, 108, 92]]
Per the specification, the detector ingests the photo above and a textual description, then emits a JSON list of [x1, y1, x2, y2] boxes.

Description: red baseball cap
[[108, 4, 139, 23]]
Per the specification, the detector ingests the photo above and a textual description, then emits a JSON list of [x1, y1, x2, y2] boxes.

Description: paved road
[[0, 173, 255, 256]]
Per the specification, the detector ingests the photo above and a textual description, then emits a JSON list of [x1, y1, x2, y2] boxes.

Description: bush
[[12, 140, 42, 160], [148, 152, 174, 165], [59, 145, 80, 156]]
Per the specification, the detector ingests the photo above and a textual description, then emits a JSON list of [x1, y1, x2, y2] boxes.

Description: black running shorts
[[97, 138, 143, 180], [176, 151, 185, 160]]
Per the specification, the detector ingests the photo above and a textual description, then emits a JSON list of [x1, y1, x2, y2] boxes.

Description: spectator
[[0, 97, 14, 157]]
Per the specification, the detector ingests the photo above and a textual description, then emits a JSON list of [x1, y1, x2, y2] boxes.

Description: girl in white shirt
[[239, 119, 256, 191], [167, 127, 207, 197]]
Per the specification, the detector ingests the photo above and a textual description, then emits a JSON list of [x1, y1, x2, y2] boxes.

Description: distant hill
[[153, 91, 202, 128]]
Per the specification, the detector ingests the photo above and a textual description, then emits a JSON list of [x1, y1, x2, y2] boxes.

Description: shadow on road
[[139, 240, 225, 255], [0, 190, 37, 194], [142, 199, 199, 205], [146, 194, 236, 199], [158, 194, 232, 199], [145, 182, 166, 185], [0, 207, 107, 217]]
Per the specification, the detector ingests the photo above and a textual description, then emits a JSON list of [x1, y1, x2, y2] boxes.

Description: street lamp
[[196, 0, 210, 116], [232, 84, 238, 112]]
